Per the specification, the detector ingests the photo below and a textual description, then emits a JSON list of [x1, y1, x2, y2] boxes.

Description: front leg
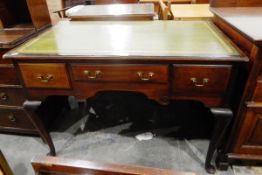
[[23, 100, 56, 156], [205, 108, 233, 174]]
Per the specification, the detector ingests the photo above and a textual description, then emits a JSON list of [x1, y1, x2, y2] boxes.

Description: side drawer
[[71, 64, 168, 83], [19, 63, 70, 89], [0, 65, 20, 85], [172, 64, 232, 95], [0, 107, 35, 131], [0, 87, 26, 106]]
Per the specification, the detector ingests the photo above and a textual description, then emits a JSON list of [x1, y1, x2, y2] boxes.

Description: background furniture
[[211, 7, 262, 168], [64, 4, 155, 20], [5, 20, 246, 173], [0, 0, 50, 135], [63, 0, 96, 7], [0, 150, 13, 175], [95, 0, 138, 4], [0, 0, 50, 30], [171, 4, 213, 20], [140, 0, 193, 12], [158, 0, 173, 20], [31, 156, 196, 175], [210, 0, 262, 7], [62, 0, 138, 6]]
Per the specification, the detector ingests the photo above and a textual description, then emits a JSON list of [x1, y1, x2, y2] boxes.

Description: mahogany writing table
[[4, 20, 247, 173], [65, 4, 155, 21]]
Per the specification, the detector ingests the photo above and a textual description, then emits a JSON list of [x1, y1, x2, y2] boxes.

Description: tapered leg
[[205, 108, 233, 174], [23, 100, 56, 156]]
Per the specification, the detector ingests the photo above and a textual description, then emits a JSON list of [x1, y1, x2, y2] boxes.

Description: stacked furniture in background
[[62, 3, 155, 20], [0, 0, 50, 135], [170, 4, 213, 20], [210, 0, 262, 169], [210, 0, 262, 7]]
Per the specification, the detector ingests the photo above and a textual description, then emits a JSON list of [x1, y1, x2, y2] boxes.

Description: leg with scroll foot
[[23, 100, 56, 156], [205, 108, 233, 174]]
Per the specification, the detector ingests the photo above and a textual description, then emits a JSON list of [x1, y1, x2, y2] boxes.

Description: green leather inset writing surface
[[13, 21, 240, 57]]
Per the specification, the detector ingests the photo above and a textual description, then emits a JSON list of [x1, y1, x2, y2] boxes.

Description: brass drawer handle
[[8, 114, 16, 122], [190, 77, 209, 87], [137, 72, 154, 81], [36, 74, 54, 83], [83, 70, 102, 79], [0, 92, 8, 101]]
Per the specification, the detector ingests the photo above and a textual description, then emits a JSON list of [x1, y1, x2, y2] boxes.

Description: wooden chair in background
[[32, 156, 196, 175], [53, 7, 72, 18], [158, 0, 173, 20]]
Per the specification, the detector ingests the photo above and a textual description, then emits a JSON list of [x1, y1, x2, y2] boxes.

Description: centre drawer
[[71, 64, 168, 83], [172, 64, 232, 94], [19, 63, 70, 89]]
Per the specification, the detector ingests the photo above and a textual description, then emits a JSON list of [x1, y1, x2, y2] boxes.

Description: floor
[[0, 121, 233, 175], [0, 96, 243, 175]]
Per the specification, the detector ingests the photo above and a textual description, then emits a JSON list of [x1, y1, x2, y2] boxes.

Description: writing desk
[[65, 4, 155, 21], [171, 4, 213, 20], [4, 20, 247, 173]]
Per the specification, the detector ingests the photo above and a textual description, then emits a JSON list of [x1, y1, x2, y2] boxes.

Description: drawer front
[[71, 64, 168, 83], [233, 106, 262, 154], [0, 108, 35, 130], [172, 65, 232, 95], [19, 63, 70, 89], [0, 65, 20, 85], [0, 87, 26, 106]]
